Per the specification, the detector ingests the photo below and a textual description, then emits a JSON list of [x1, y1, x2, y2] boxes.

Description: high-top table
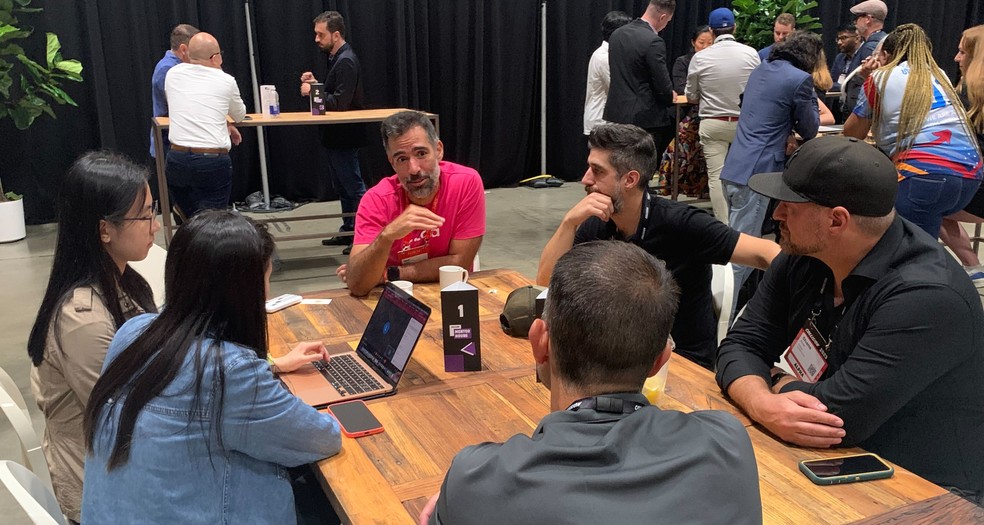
[[151, 109, 439, 246], [268, 269, 982, 524]]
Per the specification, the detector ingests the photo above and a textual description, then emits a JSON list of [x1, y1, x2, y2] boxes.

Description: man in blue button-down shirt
[[149, 24, 198, 163]]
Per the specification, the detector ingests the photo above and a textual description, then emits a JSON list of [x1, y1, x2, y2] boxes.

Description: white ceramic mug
[[439, 265, 469, 290], [391, 280, 414, 296]]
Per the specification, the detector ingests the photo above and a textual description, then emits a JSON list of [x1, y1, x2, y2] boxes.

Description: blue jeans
[[165, 150, 233, 217], [325, 147, 366, 232], [725, 181, 771, 289], [896, 174, 982, 239]]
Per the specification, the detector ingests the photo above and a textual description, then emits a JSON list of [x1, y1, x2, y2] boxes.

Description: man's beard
[[584, 184, 624, 215], [778, 221, 825, 256], [404, 169, 439, 200]]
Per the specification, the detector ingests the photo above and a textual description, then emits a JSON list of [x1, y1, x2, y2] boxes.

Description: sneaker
[[321, 235, 353, 247], [965, 266, 984, 289]]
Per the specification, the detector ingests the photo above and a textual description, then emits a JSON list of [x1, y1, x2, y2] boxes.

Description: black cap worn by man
[[749, 136, 897, 216], [717, 135, 984, 502]]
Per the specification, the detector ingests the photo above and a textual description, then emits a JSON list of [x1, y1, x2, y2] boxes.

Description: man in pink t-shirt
[[338, 110, 486, 296]]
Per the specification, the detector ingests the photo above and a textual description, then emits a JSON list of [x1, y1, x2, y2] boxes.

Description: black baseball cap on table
[[748, 136, 899, 217]]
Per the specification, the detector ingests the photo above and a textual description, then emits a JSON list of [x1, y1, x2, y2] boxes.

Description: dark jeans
[[896, 174, 981, 238], [165, 150, 233, 218], [325, 147, 366, 232]]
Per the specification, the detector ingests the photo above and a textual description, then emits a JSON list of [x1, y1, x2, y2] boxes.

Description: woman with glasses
[[26, 151, 161, 523], [82, 211, 341, 523], [844, 23, 983, 238]]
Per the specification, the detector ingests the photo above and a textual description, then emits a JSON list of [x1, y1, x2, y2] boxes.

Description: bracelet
[[771, 371, 789, 387]]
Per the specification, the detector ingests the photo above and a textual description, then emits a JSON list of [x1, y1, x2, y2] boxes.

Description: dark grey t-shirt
[[432, 393, 762, 524]]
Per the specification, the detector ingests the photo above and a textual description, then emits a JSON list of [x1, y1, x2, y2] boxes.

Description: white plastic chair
[[0, 366, 52, 491], [710, 263, 736, 345], [129, 242, 167, 307], [0, 460, 66, 525]]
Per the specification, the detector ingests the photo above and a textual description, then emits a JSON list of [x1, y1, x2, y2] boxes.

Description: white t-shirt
[[165, 63, 246, 150], [583, 42, 610, 135]]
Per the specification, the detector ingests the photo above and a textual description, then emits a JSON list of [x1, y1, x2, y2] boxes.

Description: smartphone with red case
[[327, 400, 384, 438]]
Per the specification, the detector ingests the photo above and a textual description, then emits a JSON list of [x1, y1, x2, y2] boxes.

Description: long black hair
[[84, 211, 273, 470], [27, 151, 157, 366]]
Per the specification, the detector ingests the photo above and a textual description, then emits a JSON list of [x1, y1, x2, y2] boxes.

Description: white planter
[[0, 198, 27, 243]]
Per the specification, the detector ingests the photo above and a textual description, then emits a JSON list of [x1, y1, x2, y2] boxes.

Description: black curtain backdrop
[[2, 0, 982, 223]]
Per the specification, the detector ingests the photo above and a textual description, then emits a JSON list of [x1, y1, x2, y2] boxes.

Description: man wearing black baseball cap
[[716, 136, 984, 503]]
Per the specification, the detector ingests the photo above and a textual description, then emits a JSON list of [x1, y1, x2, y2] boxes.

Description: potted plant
[[0, 0, 83, 242], [732, 0, 822, 51]]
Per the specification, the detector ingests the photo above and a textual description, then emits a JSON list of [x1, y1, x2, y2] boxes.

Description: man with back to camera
[[337, 110, 485, 296], [757, 13, 797, 62], [583, 10, 633, 135], [536, 123, 780, 369], [716, 136, 984, 503], [299, 11, 367, 254], [841, 0, 888, 116], [720, 31, 822, 292], [604, 0, 677, 158], [149, 24, 199, 171], [164, 32, 247, 218], [685, 7, 760, 224], [419, 241, 762, 525]]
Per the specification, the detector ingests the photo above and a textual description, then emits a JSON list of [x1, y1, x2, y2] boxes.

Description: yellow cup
[[642, 362, 670, 404]]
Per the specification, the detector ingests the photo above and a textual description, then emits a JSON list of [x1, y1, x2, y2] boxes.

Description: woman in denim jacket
[[81, 211, 341, 523]]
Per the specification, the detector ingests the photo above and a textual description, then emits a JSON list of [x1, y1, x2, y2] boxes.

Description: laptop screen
[[356, 285, 431, 386]]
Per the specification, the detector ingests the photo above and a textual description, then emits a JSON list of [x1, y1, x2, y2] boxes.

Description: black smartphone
[[327, 400, 384, 438], [799, 453, 894, 485]]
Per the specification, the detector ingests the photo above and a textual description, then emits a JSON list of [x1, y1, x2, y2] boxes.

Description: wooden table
[[268, 269, 981, 524], [151, 109, 439, 246]]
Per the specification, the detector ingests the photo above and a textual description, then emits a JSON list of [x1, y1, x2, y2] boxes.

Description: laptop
[[280, 284, 431, 407]]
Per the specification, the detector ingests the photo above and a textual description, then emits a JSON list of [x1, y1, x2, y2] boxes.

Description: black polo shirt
[[717, 217, 984, 494], [575, 192, 740, 368]]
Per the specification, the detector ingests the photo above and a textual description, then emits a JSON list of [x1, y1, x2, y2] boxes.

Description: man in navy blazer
[[300, 11, 367, 250], [603, 0, 677, 158], [720, 31, 821, 289]]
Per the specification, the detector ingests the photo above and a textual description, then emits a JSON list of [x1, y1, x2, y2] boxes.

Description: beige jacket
[[30, 285, 141, 522]]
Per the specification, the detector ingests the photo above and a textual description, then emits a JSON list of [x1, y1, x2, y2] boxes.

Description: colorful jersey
[[354, 161, 486, 267], [855, 62, 983, 181]]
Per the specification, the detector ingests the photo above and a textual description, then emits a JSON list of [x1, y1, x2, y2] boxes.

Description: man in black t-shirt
[[537, 123, 780, 368]]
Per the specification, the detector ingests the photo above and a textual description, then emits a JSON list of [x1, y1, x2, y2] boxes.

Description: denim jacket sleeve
[[220, 347, 341, 467]]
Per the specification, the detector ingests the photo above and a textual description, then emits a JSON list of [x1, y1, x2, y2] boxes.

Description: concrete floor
[[0, 183, 586, 523]]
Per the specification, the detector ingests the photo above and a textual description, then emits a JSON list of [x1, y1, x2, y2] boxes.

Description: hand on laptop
[[271, 342, 330, 374]]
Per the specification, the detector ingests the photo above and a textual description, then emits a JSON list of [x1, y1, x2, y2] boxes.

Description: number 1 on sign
[[457, 304, 464, 317]]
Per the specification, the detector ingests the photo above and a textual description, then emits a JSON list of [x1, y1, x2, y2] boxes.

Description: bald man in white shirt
[[165, 32, 247, 217]]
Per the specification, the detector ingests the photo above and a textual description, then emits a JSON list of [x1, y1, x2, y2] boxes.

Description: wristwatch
[[771, 371, 789, 388], [386, 266, 401, 282]]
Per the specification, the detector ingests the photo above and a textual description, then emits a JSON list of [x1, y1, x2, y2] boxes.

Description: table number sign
[[442, 281, 481, 371]]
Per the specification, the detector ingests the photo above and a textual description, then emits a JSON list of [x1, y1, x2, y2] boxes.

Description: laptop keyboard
[[313, 355, 384, 396]]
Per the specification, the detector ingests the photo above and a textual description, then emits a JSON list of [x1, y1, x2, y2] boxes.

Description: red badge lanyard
[[396, 183, 442, 260], [782, 278, 843, 383]]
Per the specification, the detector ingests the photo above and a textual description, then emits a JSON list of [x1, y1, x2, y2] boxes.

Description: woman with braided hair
[[844, 23, 983, 238]]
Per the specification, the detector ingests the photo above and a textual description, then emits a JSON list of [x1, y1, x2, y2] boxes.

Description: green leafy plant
[[0, 0, 83, 202], [733, 0, 822, 51]]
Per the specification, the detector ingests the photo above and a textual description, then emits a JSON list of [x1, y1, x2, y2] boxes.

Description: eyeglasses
[[836, 35, 857, 41], [120, 201, 160, 232], [210, 50, 223, 60]]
